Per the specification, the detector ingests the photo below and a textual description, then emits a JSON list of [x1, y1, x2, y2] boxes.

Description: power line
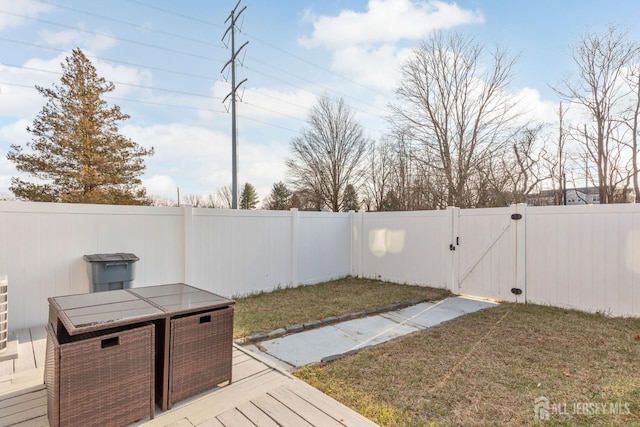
[[0, 80, 224, 112], [0, 4, 390, 135], [40, 1, 225, 49], [241, 29, 391, 99], [125, 0, 225, 29], [1, 63, 222, 100], [243, 64, 386, 120], [237, 114, 298, 134], [109, 1, 393, 115], [0, 10, 223, 63], [242, 101, 306, 123], [107, 96, 226, 113], [0, 37, 217, 82], [245, 55, 389, 117]]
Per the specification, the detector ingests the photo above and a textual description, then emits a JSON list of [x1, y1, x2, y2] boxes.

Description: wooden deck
[[0, 327, 378, 426]]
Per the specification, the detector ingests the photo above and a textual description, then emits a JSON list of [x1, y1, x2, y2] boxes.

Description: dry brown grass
[[295, 303, 640, 426], [232, 277, 450, 339]]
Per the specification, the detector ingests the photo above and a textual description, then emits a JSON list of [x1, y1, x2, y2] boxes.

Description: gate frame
[[448, 203, 527, 302]]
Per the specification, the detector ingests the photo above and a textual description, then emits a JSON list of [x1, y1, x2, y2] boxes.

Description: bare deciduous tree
[[216, 185, 232, 209], [183, 194, 203, 207], [554, 25, 638, 203], [363, 140, 394, 211], [623, 63, 640, 202], [286, 94, 368, 212], [389, 31, 523, 208]]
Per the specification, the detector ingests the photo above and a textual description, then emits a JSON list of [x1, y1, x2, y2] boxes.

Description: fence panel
[[5, 201, 640, 329], [191, 209, 294, 297], [0, 202, 185, 329], [358, 210, 450, 288], [297, 212, 351, 285], [526, 205, 640, 317]]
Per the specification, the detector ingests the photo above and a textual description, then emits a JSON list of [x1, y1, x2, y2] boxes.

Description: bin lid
[[83, 253, 139, 263]]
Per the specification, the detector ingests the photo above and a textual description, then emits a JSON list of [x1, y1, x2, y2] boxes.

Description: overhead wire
[[241, 29, 392, 100], [1, 63, 223, 100], [121, 0, 393, 101], [244, 54, 389, 117], [0, 9, 224, 63], [0, 37, 218, 82], [0, 80, 220, 111], [38, 0, 225, 49], [118, 0, 394, 116], [124, 0, 225, 30], [0, 3, 392, 135]]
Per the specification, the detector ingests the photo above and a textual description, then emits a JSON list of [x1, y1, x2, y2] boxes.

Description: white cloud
[[0, 0, 53, 31], [0, 52, 154, 116], [299, 0, 484, 49], [123, 122, 231, 195], [142, 174, 177, 199], [0, 119, 30, 145], [212, 81, 316, 122], [515, 87, 558, 125], [0, 120, 31, 194], [298, 1, 484, 92], [332, 44, 414, 92], [38, 26, 118, 52], [123, 122, 289, 203], [239, 140, 290, 201]]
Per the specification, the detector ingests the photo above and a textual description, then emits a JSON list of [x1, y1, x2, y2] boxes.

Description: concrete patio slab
[[249, 296, 498, 370]]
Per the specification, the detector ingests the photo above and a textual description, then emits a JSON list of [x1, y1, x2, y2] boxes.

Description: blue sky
[[1, 0, 640, 205]]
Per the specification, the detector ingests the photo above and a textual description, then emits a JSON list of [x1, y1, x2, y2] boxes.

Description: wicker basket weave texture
[[46, 324, 155, 427], [168, 307, 233, 407]]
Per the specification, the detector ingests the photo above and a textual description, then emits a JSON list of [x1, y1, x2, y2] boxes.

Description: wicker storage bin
[[45, 323, 155, 427], [168, 307, 233, 407]]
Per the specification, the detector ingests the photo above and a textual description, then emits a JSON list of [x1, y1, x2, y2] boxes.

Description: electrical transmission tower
[[222, 0, 248, 209]]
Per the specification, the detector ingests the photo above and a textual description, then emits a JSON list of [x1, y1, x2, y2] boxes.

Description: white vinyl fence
[[0, 202, 350, 329], [356, 203, 640, 318], [2, 201, 639, 330]]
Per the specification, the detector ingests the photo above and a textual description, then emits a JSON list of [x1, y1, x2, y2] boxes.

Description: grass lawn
[[232, 277, 450, 339], [295, 303, 640, 426]]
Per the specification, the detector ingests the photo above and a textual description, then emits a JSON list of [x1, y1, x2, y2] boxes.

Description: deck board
[[216, 408, 256, 426], [194, 418, 224, 427], [254, 393, 315, 426], [236, 401, 280, 427], [0, 360, 14, 378], [13, 329, 35, 373], [0, 389, 47, 421], [30, 326, 47, 369], [269, 385, 346, 427], [0, 329, 380, 427], [282, 380, 378, 426]]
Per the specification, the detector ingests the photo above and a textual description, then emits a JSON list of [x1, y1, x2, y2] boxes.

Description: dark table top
[[49, 283, 234, 335]]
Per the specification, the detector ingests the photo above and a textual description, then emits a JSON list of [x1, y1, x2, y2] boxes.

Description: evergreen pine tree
[[342, 184, 360, 211], [264, 181, 291, 210], [7, 48, 154, 205], [239, 182, 258, 209]]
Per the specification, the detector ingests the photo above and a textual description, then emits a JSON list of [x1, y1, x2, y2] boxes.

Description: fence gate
[[454, 205, 526, 302]]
